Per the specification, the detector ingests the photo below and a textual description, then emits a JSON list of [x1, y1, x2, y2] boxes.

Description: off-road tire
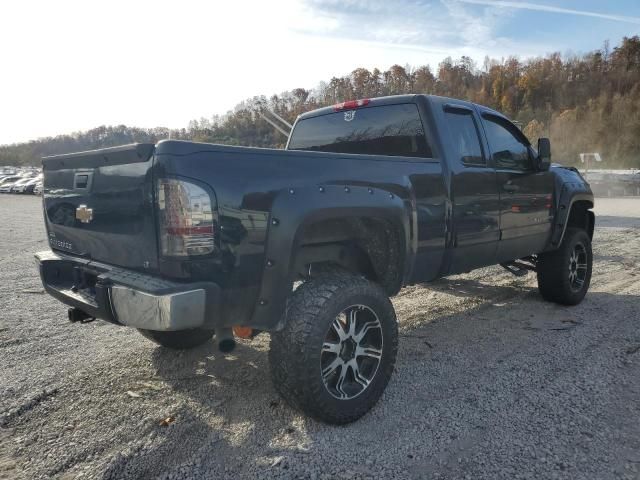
[[537, 227, 592, 305], [269, 270, 398, 424], [137, 328, 215, 349]]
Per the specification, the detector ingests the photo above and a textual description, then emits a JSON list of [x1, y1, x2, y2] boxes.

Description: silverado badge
[[75, 204, 93, 223]]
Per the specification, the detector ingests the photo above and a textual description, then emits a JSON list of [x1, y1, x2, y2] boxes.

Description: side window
[[483, 115, 532, 171], [444, 109, 485, 166]]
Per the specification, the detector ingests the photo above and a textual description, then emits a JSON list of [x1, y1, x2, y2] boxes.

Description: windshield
[[288, 103, 432, 158]]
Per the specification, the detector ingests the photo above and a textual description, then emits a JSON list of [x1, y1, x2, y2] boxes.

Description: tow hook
[[68, 307, 95, 324]]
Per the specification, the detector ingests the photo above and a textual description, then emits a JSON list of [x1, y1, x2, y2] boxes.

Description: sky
[[1, 0, 639, 145]]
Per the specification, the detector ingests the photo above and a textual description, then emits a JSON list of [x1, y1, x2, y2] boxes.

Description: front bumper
[[35, 250, 220, 331]]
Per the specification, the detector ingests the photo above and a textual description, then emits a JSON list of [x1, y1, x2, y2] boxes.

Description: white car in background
[[0, 178, 24, 193], [0, 176, 23, 192], [33, 182, 43, 195], [24, 175, 42, 193], [10, 177, 35, 193]]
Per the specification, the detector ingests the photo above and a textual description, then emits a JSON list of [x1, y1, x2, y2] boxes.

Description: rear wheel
[[137, 328, 215, 349], [537, 227, 592, 305], [269, 270, 398, 424]]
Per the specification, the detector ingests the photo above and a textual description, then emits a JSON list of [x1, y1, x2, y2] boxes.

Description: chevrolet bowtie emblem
[[75, 204, 93, 223]]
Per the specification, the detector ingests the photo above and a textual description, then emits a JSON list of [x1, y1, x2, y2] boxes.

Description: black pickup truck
[[36, 94, 594, 424]]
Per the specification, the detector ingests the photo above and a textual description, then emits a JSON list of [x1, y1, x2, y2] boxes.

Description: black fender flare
[[248, 184, 413, 331], [549, 182, 594, 247]]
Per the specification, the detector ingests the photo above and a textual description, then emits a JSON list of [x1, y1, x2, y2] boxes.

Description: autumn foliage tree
[[2, 36, 639, 168]]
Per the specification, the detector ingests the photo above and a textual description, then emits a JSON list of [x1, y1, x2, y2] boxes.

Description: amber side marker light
[[233, 326, 254, 339]]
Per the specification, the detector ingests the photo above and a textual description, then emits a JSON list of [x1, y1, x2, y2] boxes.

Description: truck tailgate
[[42, 143, 159, 272]]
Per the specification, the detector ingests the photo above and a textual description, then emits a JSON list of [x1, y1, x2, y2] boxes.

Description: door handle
[[503, 184, 519, 193]]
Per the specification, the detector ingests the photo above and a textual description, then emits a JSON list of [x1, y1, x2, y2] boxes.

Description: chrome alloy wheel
[[320, 305, 383, 400], [568, 243, 588, 291]]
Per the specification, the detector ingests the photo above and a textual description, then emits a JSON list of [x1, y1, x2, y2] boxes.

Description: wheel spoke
[[322, 358, 342, 381], [349, 360, 370, 389], [347, 308, 358, 337], [331, 317, 348, 341], [334, 364, 349, 399], [322, 341, 340, 354], [354, 320, 381, 342], [356, 345, 382, 360]]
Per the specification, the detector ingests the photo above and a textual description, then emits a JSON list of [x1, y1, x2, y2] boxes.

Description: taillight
[[333, 98, 370, 111], [156, 178, 216, 256]]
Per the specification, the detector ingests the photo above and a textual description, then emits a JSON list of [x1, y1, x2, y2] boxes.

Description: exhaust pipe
[[216, 327, 236, 353]]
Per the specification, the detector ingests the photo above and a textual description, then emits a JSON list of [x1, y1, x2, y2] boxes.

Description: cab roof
[[296, 94, 509, 122]]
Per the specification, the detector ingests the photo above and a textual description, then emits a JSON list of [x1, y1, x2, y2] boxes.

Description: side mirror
[[537, 138, 551, 171]]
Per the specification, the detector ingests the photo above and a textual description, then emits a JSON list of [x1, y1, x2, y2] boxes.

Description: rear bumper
[[35, 250, 220, 331]]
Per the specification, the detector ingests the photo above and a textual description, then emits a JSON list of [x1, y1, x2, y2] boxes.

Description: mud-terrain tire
[[269, 270, 398, 424], [537, 227, 592, 305], [137, 328, 215, 349]]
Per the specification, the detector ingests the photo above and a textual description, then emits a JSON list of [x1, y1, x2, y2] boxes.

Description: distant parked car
[[33, 182, 43, 195], [19, 177, 41, 194], [0, 176, 22, 188], [0, 178, 25, 193], [10, 178, 35, 193], [24, 181, 37, 194]]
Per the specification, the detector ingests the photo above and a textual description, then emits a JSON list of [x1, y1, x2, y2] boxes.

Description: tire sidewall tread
[[269, 270, 398, 424], [537, 228, 593, 306]]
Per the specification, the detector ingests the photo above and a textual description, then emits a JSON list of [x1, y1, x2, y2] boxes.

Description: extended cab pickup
[[36, 95, 594, 423]]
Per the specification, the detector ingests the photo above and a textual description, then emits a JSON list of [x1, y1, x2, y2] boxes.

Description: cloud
[[457, 0, 640, 24], [292, 0, 550, 67], [296, 0, 516, 48]]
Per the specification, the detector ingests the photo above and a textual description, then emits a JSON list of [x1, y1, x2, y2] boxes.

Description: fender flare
[[248, 184, 413, 331], [549, 183, 594, 247]]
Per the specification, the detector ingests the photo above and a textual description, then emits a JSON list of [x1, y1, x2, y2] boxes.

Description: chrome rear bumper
[[109, 285, 206, 330], [35, 250, 219, 331]]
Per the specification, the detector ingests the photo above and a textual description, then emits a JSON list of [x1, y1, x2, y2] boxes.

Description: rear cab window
[[287, 103, 432, 158]]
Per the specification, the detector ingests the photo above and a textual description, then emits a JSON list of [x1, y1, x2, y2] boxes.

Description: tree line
[[2, 36, 639, 168]]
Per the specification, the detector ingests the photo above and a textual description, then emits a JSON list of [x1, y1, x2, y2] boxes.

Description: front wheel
[[537, 227, 593, 305], [269, 270, 398, 424]]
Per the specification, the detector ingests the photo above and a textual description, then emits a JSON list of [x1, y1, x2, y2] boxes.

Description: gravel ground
[[1, 195, 639, 480]]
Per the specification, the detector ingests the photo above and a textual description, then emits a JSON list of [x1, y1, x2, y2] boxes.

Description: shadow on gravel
[[100, 290, 640, 479], [131, 340, 309, 477], [424, 277, 529, 299]]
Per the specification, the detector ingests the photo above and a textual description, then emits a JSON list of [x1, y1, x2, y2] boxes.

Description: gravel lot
[[1, 195, 639, 480]]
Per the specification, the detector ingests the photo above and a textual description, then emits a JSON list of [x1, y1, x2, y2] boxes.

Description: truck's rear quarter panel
[[154, 141, 446, 329]]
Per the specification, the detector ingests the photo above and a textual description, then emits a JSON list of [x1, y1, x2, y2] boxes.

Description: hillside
[[2, 36, 639, 168]]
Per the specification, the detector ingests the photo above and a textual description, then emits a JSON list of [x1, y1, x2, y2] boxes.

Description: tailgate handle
[[74, 172, 93, 190]]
